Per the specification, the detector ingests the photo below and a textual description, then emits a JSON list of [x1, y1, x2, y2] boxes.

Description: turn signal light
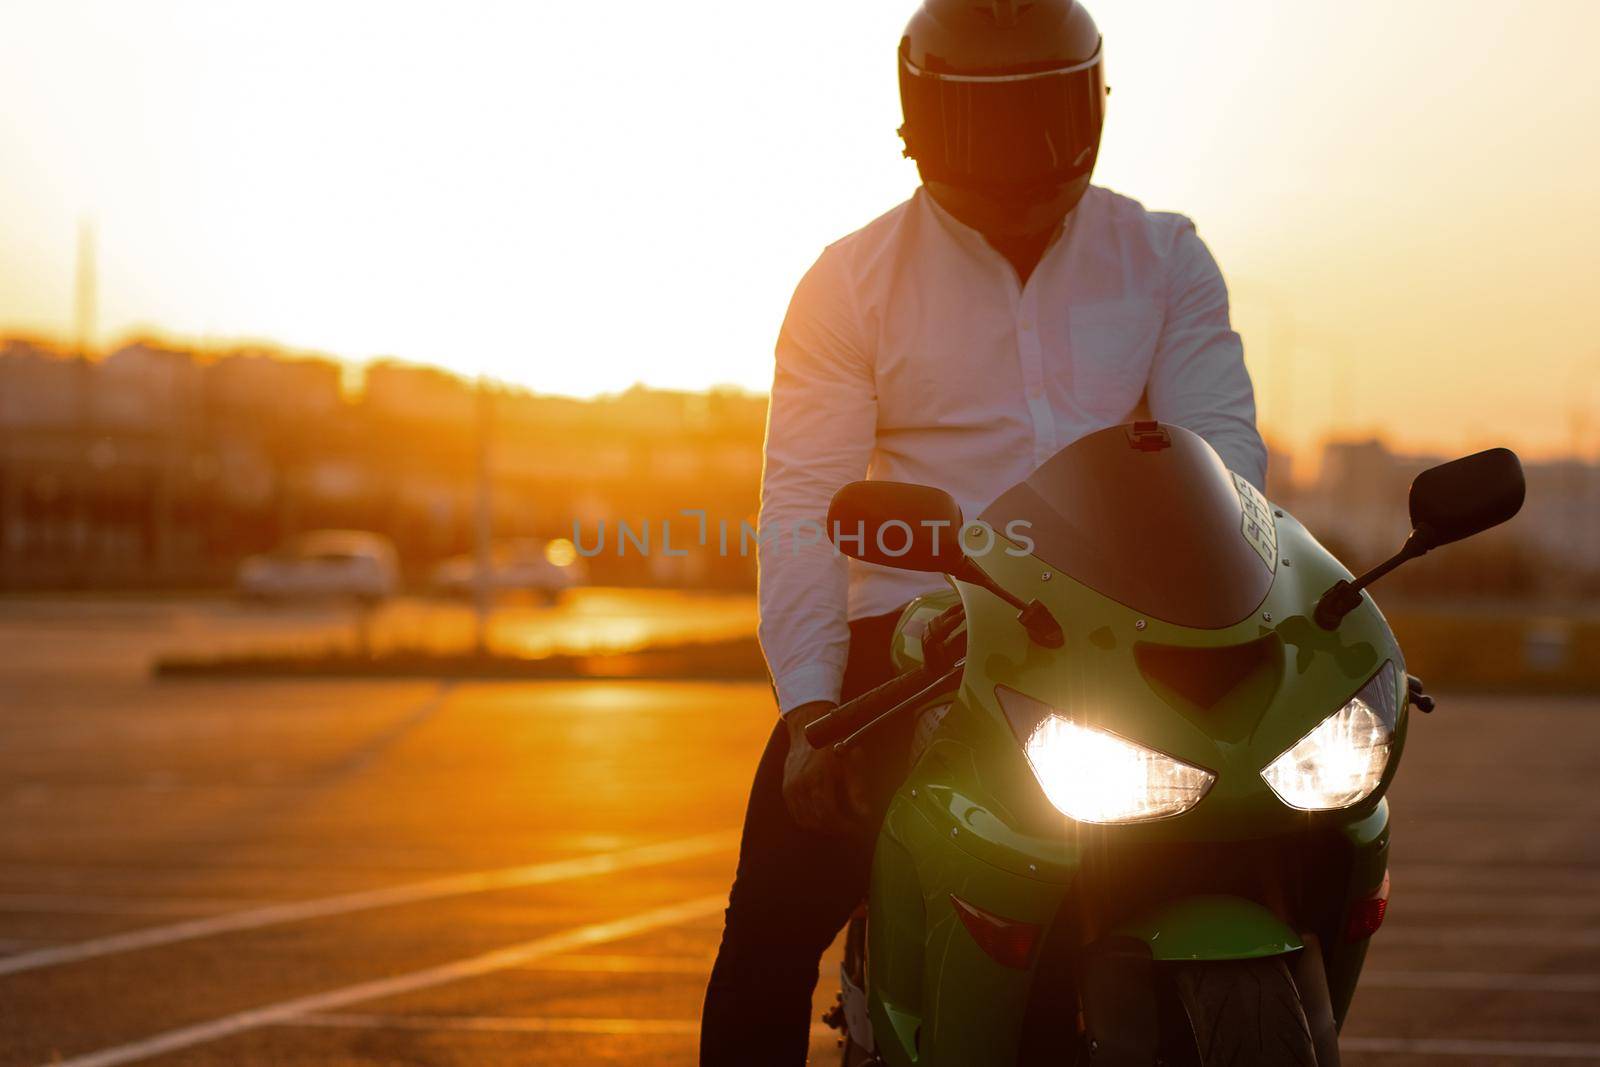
[[950, 894, 1041, 970], [1346, 871, 1391, 941]]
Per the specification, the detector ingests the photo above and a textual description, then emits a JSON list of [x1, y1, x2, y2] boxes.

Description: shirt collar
[[915, 185, 1087, 279]]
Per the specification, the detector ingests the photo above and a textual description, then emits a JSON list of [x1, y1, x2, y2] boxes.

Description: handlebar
[[803, 664, 943, 749], [803, 603, 967, 751]]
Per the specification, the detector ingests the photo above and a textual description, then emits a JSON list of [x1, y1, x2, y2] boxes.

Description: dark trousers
[[700, 609, 908, 1066]]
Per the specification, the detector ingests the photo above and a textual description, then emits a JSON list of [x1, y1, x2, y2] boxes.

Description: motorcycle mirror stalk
[[827, 481, 1064, 648], [947, 554, 1064, 648], [1314, 447, 1526, 630]]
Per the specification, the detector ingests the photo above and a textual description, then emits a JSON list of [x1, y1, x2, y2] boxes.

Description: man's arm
[[1147, 220, 1269, 490], [758, 247, 877, 714]]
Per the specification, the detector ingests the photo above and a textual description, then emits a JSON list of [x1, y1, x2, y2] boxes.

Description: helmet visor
[[900, 45, 1106, 192]]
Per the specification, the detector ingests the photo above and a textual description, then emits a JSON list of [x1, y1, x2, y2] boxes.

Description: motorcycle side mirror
[[1314, 448, 1525, 629], [826, 480, 968, 574], [826, 481, 1063, 647], [1407, 447, 1526, 551]]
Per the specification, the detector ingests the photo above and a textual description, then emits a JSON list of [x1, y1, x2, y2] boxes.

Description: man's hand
[[782, 701, 870, 832]]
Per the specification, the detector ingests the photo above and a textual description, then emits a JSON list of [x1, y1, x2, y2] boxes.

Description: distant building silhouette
[[1281, 437, 1599, 597], [1, 339, 1593, 595], [0, 339, 767, 590]]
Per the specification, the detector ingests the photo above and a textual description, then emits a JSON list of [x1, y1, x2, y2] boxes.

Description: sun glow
[[544, 539, 578, 568], [1, 1, 1596, 457]]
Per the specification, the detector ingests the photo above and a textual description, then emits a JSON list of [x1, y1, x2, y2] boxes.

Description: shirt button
[[1029, 386, 1043, 399], [1020, 321, 1034, 331]]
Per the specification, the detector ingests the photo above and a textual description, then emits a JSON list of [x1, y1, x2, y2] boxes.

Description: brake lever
[[920, 603, 965, 672]]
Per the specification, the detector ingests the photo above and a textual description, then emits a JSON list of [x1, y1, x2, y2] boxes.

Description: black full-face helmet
[[899, 0, 1106, 234]]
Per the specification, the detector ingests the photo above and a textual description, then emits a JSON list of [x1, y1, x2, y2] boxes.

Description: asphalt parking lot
[[1, 596, 1597, 1065]]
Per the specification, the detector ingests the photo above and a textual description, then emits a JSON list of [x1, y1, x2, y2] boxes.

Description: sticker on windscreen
[[1232, 472, 1277, 571]]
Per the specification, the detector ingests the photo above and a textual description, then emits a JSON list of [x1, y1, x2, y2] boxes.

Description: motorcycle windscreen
[[978, 424, 1277, 629]]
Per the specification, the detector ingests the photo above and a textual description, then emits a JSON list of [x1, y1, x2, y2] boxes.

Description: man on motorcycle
[[701, 1, 1266, 1062]]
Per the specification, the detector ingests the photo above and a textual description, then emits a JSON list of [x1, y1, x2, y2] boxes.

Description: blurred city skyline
[[6, 327, 1593, 476], [1, 1, 1597, 465], [3, 333, 1596, 598]]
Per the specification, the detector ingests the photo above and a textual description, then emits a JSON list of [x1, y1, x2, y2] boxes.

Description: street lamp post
[[472, 375, 494, 658]]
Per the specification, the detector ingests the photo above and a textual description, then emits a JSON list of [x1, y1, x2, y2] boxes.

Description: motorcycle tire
[[1172, 957, 1319, 1067]]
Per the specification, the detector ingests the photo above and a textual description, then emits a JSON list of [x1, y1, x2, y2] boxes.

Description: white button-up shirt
[[758, 185, 1267, 713]]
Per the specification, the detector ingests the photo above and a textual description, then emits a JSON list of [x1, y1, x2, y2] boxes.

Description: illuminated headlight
[[997, 688, 1215, 824], [1262, 663, 1399, 811]]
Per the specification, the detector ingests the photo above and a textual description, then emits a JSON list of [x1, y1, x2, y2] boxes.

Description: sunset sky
[[1, 0, 1596, 461]]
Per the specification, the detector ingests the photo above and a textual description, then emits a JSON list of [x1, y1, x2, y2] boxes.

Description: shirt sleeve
[[757, 248, 877, 714], [1147, 220, 1269, 491]]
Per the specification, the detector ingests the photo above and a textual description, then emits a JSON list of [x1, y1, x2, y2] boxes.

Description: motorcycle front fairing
[[863, 433, 1405, 1065]]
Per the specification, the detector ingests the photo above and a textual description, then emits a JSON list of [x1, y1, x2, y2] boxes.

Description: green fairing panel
[[880, 511, 1408, 884], [871, 791, 1066, 1066], [1326, 799, 1392, 1023], [939, 508, 1408, 853], [1341, 801, 1391, 893], [1110, 895, 1303, 961]]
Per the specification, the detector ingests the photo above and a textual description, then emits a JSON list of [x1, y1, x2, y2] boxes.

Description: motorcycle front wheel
[[1171, 957, 1319, 1067]]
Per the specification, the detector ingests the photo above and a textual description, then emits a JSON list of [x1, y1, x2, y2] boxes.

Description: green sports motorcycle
[[805, 421, 1524, 1066]]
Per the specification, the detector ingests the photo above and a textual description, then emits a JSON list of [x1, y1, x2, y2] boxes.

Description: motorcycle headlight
[[1261, 662, 1399, 811], [997, 687, 1215, 824]]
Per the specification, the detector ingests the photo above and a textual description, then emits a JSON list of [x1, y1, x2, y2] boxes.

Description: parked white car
[[430, 538, 583, 601], [236, 530, 399, 601]]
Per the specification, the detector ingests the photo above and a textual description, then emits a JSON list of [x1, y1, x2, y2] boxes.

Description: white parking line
[[41, 893, 728, 1067], [1363, 970, 1600, 993], [1412, 893, 1600, 916], [514, 952, 715, 974], [0, 893, 274, 917], [1393, 864, 1600, 891], [1378, 927, 1600, 948], [1342, 1036, 1600, 1060], [0, 832, 734, 978]]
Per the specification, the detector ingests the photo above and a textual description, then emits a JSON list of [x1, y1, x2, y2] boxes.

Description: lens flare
[[1261, 666, 1398, 811], [1017, 711, 1215, 824], [544, 538, 578, 567]]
